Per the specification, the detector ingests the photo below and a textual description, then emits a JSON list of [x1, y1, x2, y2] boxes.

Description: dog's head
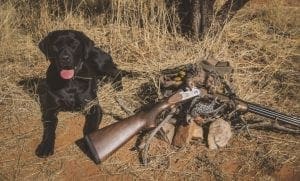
[[39, 30, 94, 80]]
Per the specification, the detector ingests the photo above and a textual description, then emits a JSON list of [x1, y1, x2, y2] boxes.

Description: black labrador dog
[[36, 30, 122, 157]]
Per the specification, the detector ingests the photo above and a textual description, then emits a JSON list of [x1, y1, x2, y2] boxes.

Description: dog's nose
[[62, 55, 70, 62]]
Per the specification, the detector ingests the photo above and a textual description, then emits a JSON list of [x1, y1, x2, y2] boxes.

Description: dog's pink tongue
[[60, 69, 74, 79]]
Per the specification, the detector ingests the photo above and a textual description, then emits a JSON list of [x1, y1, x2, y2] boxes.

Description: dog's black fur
[[36, 30, 122, 157]]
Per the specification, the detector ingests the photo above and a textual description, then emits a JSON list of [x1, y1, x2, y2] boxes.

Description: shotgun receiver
[[85, 88, 201, 164]]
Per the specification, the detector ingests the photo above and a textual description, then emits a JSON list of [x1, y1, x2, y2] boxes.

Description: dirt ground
[[0, 0, 300, 180], [0, 109, 299, 180]]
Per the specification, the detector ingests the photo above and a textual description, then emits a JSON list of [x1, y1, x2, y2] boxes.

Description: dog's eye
[[52, 45, 58, 52], [70, 41, 79, 49]]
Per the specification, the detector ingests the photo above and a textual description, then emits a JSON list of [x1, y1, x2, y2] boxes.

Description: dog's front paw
[[35, 141, 54, 158]]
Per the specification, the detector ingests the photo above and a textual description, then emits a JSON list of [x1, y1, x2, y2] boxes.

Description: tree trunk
[[176, 0, 215, 38], [174, 0, 250, 38], [216, 0, 250, 28], [198, 0, 215, 38]]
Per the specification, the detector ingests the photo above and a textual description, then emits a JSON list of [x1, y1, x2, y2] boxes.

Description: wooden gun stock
[[85, 88, 200, 164], [85, 102, 169, 164]]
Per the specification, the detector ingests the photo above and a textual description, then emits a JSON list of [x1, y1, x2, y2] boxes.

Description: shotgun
[[85, 88, 300, 164], [85, 88, 201, 164]]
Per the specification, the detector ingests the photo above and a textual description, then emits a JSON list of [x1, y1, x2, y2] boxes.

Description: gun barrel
[[247, 102, 300, 127], [212, 93, 300, 127]]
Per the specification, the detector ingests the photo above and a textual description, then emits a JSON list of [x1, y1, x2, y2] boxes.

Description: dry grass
[[0, 0, 299, 180]]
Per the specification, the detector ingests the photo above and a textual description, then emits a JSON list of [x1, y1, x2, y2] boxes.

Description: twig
[[246, 121, 300, 134], [114, 96, 134, 116], [239, 115, 252, 139], [141, 108, 176, 166]]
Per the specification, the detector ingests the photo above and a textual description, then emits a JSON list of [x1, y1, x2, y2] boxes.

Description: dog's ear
[[38, 32, 55, 60], [76, 31, 95, 60]]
